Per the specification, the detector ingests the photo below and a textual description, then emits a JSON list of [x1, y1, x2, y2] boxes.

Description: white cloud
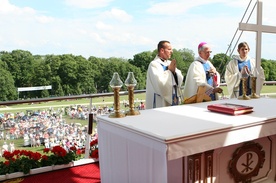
[[96, 21, 113, 30], [224, 1, 250, 8], [101, 8, 133, 23], [64, 0, 113, 9], [88, 32, 106, 44], [0, 0, 18, 13], [35, 15, 55, 24], [0, 0, 35, 15], [147, 0, 226, 15]]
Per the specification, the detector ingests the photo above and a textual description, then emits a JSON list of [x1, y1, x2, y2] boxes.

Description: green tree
[[11, 50, 35, 87], [100, 58, 127, 92], [262, 59, 276, 81], [75, 55, 96, 94], [52, 77, 64, 97], [91, 58, 145, 93], [0, 51, 20, 91], [171, 48, 195, 78], [1, 50, 36, 98], [58, 54, 79, 95], [31, 56, 52, 98], [0, 65, 17, 101], [88, 56, 108, 93], [119, 62, 145, 91], [211, 53, 230, 79], [44, 55, 62, 96], [129, 51, 154, 73]]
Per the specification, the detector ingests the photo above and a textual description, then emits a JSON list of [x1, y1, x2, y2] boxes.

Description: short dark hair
[[238, 42, 250, 50], [157, 40, 170, 52]]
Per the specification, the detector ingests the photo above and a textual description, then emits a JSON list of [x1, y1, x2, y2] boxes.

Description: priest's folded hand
[[168, 59, 176, 73]]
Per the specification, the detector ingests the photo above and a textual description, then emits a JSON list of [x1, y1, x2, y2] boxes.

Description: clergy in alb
[[225, 42, 265, 98], [183, 42, 222, 102], [146, 40, 183, 109]]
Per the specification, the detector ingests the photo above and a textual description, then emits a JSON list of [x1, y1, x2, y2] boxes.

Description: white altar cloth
[[98, 98, 276, 183]]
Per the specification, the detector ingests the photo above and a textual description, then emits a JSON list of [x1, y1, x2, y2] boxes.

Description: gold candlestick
[[238, 78, 251, 100], [250, 77, 260, 99], [250, 68, 260, 99], [125, 72, 140, 116], [109, 72, 125, 118]]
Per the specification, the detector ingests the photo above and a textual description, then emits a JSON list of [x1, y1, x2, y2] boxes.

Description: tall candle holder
[[238, 67, 250, 100], [124, 72, 140, 116], [250, 69, 260, 99], [109, 72, 125, 118]]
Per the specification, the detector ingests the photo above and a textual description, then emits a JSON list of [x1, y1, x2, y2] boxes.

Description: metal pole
[[255, 0, 262, 95], [84, 98, 93, 158]]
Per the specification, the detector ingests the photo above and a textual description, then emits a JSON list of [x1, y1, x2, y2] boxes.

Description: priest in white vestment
[[146, 40, 183, 109], [183, 42, 222, 102], [225, 42, 265, 98]]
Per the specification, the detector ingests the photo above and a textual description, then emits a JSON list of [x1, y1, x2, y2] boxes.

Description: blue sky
[[0, 0, 276, 60]]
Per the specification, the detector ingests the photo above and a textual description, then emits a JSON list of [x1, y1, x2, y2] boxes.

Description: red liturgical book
[[207, 103, 254, 115]]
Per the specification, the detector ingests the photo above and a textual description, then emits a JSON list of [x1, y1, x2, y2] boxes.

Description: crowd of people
[[0, 105, 101, 156]]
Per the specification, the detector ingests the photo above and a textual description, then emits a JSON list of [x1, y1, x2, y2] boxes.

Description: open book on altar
[[207, 103, 254, 115]]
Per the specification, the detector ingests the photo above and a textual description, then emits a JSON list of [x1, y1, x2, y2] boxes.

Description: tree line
[[0, 49, 275, 101]]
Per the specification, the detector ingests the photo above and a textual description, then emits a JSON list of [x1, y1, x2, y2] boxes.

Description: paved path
[[0, 102, 109, 111], [0, 100, 146, 112]]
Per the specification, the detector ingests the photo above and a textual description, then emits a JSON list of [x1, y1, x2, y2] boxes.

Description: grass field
[[0, 86, 275, 161]]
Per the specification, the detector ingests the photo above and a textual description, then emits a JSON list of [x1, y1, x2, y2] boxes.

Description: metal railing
[[220, 81, 276, 86]]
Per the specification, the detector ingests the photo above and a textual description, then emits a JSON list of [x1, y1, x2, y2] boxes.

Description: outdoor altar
[[98, 98, 276, 183]]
